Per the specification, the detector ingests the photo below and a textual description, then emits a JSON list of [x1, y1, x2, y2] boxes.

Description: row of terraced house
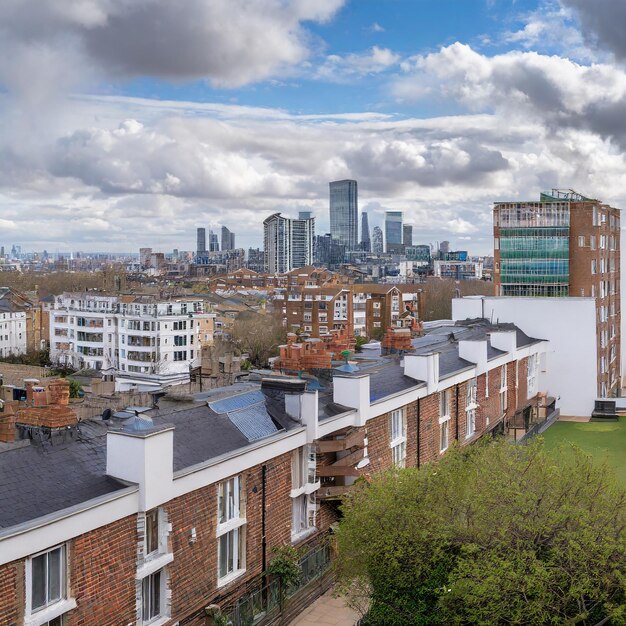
[[0, 313, 556, 626]]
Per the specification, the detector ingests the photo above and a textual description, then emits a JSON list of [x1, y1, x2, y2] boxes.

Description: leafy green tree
[[335, 439, 626, 625]]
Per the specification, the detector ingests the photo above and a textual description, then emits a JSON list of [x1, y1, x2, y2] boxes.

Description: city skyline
[[1, 1, 626, 255]]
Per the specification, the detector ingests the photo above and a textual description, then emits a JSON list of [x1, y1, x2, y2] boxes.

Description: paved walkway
[[288, 588, 361, 626]]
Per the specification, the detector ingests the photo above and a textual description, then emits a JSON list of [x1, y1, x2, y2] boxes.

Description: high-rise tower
[[263, 213, 315, 273], [385, 211, 403, 254], [329, 180, 358, 250], [196, 228, 206, 256], [360, 212, 371, 252]]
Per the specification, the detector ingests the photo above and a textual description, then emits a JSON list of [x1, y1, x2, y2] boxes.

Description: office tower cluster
[[196, 225, 236, 256], [259, 178, 429, 274]]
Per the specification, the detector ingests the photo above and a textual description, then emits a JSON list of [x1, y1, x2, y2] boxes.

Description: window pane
[[218, 483, 226, 524], [151, 571, 161, 618], [32, 553, 47, 609], [146, 510, 159, 554], [142, 577, 150, 619], [228, 529, 235, 573], [47, 547, 62, 603], [219, 533, 229, 578]]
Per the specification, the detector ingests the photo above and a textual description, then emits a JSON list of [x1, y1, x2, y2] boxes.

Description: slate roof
[[368, 365, 421, 402], [0, 384, 302, 530], [0, 422, 127, 529]]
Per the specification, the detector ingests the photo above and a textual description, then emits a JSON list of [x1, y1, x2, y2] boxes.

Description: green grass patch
[[541, 417, 626, 487]]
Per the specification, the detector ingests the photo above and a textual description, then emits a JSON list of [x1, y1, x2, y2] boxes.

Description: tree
[[421, 278, 494, 321], [335, 439, 626, 625], [230, 311, 287, 367]]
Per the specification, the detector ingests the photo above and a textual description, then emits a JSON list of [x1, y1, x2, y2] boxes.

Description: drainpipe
[[416, 398, 421, 468], [261, 464, 268, 582], [455, 384, 460, 441]]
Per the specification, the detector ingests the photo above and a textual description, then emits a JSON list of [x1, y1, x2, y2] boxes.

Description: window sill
[[290, 481, 321, 499], [217, 568, 246, 589], [25, 598, 77, 626], [439, 446, 448, 455], [143, 615, 171, 626], [438, 415, 451, 425], [136, 552, 174, 579], [291, 527, 317, 544]]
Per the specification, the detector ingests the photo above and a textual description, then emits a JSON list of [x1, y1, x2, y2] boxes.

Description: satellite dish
[[101, 408, 112, 421]]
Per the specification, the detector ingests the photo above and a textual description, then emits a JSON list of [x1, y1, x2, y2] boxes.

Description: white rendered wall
[[452, 296, 597, 417]]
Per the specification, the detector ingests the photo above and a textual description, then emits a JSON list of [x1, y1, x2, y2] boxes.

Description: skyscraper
[[263, 213, 315, 273], [329, 180, 358, 250], [372, 226, 384, 255], [197, 228, 206, 255], [493, 188, 621, 397], [209, 230, 219, 252], [385, 211, 403, 253], [360, 212, 371, 252], [403, 224, 413, 248], [221, 226, 235, 251]]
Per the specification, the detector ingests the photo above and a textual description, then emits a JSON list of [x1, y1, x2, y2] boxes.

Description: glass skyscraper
[[329, 180, 358, 250], [385, 211, 403, 253]]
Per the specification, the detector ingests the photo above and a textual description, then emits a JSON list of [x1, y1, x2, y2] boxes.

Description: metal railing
[[225, 543, 332, 626]]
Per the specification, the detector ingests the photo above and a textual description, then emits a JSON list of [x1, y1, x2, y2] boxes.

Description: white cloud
[[3, 91, 626, 254], [393, 43, 626, 148], [316, 46, 400, 81], [0, 0, 346, 97]]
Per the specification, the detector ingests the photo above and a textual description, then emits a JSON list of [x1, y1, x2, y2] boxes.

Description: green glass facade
[[495, 203, 571, 297]]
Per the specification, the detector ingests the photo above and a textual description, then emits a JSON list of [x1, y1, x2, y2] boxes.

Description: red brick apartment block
[[0, 318, 557, 626]]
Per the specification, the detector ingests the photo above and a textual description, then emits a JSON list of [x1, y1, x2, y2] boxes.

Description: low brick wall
[[0, 363, 53, 386]]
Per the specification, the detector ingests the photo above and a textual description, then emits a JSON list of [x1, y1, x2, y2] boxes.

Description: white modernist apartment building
[[49, 293, 216, 386], [453, 295, 613, 417], [0, 310, 26, 359]]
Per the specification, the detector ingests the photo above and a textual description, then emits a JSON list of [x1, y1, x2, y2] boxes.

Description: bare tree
[[421, 278, 494, 321], [231, 311, 287, 367]]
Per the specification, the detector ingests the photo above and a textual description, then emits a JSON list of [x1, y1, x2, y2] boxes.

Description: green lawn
[[541, 417, 626, 487]]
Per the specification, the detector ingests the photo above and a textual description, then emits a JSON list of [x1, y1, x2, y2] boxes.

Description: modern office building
[[221, 226, 235, 252], [263, 213, 315, 273], [372, 226, 384, 255], [209, 230, 220, 252], [406, 245, 431, 263], [360, 212, 371, 252], [197, 227, 206, 256], [329, 180, 358, 250], [385, 211, 403, 254], [403, 224, 413, 248], [493, 188, 621, 397]]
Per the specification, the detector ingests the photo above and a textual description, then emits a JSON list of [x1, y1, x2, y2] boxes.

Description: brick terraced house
[[0, 318, 556, 626]]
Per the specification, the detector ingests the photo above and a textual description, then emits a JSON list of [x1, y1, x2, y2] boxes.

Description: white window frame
[[136, 508, 173, 626], [527, 354, 539, 398], [291, 445, 319, 541], [390, 408, 407, 467], [216, 476, 246, 586], [500, 364, 508, 416], [465, 378, 477, 438], [25, 544, 77, 626], [439, 389, 451, 453]]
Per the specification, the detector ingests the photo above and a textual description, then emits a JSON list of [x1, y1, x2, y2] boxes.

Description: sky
[[2, 0, 626, 255]]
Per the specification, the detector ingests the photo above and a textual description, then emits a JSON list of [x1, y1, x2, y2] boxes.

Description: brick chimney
[[15, 379, 77, 430], [0, 401, 17, 443]]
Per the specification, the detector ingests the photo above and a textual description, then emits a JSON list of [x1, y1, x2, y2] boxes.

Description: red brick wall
[[68, 515, 137, 625], [0, 560, 18, 626], [166, 452, 294, 623], [0, 516, 137, 626]]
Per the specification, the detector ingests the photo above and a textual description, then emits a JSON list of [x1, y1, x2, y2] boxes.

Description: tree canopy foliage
[[335, 438, 626, 625]]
